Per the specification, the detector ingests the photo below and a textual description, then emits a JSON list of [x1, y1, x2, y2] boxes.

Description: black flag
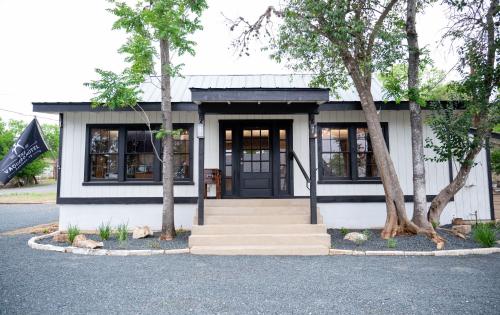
[[0, 118, 49, 185]]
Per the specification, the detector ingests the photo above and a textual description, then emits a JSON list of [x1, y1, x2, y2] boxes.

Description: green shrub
[[387, 238, 397, 249], [116, 223, 128, 242], [472, 223, 496, 247], [67, 225, 80, 243], [340, 227, 349, 236], [98, 222, 111, 241], [431, 221, 439, 229]]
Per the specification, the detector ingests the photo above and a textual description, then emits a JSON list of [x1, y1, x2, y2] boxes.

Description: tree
[[425, 0, 499, 224], [228, 0, 441, 243], [85, 0, 207, 239], [405, 0, 431, 229]]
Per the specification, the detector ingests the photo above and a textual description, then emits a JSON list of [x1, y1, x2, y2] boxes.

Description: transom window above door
[[317, 123, 389, 183], [84, 124, 193, 185]]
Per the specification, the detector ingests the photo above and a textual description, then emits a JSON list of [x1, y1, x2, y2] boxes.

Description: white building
[[33, 74, 494, 253]]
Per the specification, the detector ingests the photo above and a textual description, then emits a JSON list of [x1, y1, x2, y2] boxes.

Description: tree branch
[[367, 0, 399, 56]]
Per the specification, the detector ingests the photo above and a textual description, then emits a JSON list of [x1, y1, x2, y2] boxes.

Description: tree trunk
[[340, 51, 443, 246], [406, 0, 430, 229], [428, 146, 482, 224], [159, 38, 176, 240]]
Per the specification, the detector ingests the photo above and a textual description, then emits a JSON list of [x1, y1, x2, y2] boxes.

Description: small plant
[[67, 224, 80, 243], [340, 227, 349, 236], [431, 221, 439, 229], [354, 238, 366, 246], [116, 223, 129, 242], [472, 223, 496, 247], [42, 228, 49, 234], [387, 238, 397, 249], [362, 229, 372, 240], [98, 222, 112, 241]]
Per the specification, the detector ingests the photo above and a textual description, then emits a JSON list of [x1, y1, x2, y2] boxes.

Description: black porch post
[[308, 112, 318, 224], [197, 110, 205, 225]]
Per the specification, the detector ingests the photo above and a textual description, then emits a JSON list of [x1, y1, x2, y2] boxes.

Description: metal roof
[[140, 74, 386, 103]]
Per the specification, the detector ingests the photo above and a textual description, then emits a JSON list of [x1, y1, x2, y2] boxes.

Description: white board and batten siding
[[58, 110, 492, 230]]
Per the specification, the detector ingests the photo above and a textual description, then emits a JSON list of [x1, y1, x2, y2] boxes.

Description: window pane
[[90, 128, 119, 154], [280, 178, 287, 191], [331, 128, 349, 151], [322, 153, 349, 177], [357, 152, 378, 178], [243, 161, 251, 172], [91, 154, 118, 179], [126, 154, 154, 179], [252, 161, 260, 172], [261, 162, 270, 172], [127, 130, 153, 153], [173, 127, 191, 180], [225, 178, 232, 193]]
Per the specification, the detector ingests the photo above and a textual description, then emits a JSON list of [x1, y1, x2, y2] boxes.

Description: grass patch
[[387, 238, 397, 249], [116, 223, 128, 242], [340, 227, 349, 236], [0, 191, 56, 203], [67, 224, 80, 243], [472, 223, 496, 247], [98, 222, 112, 241]]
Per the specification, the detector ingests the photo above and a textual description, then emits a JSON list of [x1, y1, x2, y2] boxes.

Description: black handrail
[[290, 151, 310, 189]]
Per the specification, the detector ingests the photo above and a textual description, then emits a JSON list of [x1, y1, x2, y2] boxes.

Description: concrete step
[[190, 245, 330, 255], [205, 206, 309, 216], [191, 224, 327, 235], [205, 199, 309, 207], [189, 233, 331, 247], [194, 214, 323, 225]]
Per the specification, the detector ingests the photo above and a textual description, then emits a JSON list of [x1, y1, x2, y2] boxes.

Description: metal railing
[[290, 151, 310, 190]]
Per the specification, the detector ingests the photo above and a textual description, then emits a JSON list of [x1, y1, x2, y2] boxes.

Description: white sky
[[0, 0, 457, 125]]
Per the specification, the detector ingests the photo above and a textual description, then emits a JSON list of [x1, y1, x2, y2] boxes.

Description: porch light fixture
[[197, 122, 205, 139], [309, 122, 317, 139]]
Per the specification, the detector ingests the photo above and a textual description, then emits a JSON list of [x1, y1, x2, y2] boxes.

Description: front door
[[220, 120, 292, 198]]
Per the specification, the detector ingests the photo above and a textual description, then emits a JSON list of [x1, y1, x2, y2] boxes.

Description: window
[[318, 123, 388, 183], [89, 128, 119, 180], [85, 124, 193, 184]]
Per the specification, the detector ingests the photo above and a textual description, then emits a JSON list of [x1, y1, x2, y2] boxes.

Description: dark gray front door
[[239, 127, 272, 197], [220, 120, 292, 198]]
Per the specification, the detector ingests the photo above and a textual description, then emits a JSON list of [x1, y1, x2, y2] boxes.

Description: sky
[[0, 0, 457, 125]]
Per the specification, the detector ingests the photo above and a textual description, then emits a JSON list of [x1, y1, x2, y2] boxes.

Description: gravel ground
[[39, 231, 190, 250], [329, 228, 500, 251], [1, 234, 499, 314], [0, 204, 58, 233]]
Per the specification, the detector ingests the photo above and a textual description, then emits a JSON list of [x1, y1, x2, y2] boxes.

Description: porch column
[[197, 110, 205, 225], [308, 112, 318, 224]]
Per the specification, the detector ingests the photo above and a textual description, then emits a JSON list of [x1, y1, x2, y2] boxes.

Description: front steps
[[189, 199, 330, 255]]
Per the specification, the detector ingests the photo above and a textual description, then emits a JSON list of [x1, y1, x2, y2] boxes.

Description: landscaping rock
[[452, 225, 471, 235], [343, 232, 367, 243], [452, 218, 466, 225], [132, 226, 153, 239], [72, 234, 103, 249], [52, 233, 69, 243]]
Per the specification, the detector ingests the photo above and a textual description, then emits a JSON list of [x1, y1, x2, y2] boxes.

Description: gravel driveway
[[0, 205, 499, 314], [0, 204, 58, 233]]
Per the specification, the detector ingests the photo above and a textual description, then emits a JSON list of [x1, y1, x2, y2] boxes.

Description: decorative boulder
[[452, 225, 471, 235], [343, 232, 367, 243], [132, 226, 153, 239], [72, 234, 103, 249], [452, 218, 466, 226], [52, 233, 69, 243]]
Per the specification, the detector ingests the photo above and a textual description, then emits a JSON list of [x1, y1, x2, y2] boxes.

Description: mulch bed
[[328, 228, 500, 251], [39, 231, 191, 250]]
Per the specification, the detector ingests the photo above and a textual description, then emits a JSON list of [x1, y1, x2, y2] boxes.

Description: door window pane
[[89, 128, 119, 180]]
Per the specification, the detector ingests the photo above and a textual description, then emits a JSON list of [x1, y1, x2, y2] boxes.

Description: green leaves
[[86, 0, 207, 110], [84, 69, 142, 109]]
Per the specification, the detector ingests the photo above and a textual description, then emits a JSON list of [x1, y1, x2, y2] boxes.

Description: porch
[[190, 87, 331, 254]]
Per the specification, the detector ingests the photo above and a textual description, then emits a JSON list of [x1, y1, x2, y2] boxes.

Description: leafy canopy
[[85, 0, 207, 109], [266, 0, 407, 93]]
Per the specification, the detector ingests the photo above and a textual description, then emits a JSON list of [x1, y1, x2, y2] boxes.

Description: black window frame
[[317, 122, 389, 184], [84, 123, 194, 185]]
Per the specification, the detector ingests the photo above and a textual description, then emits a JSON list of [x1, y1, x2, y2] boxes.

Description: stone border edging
[[29, 232, 500, 256], [28, 231, 189, 256], [329, 247, 500, 256]]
